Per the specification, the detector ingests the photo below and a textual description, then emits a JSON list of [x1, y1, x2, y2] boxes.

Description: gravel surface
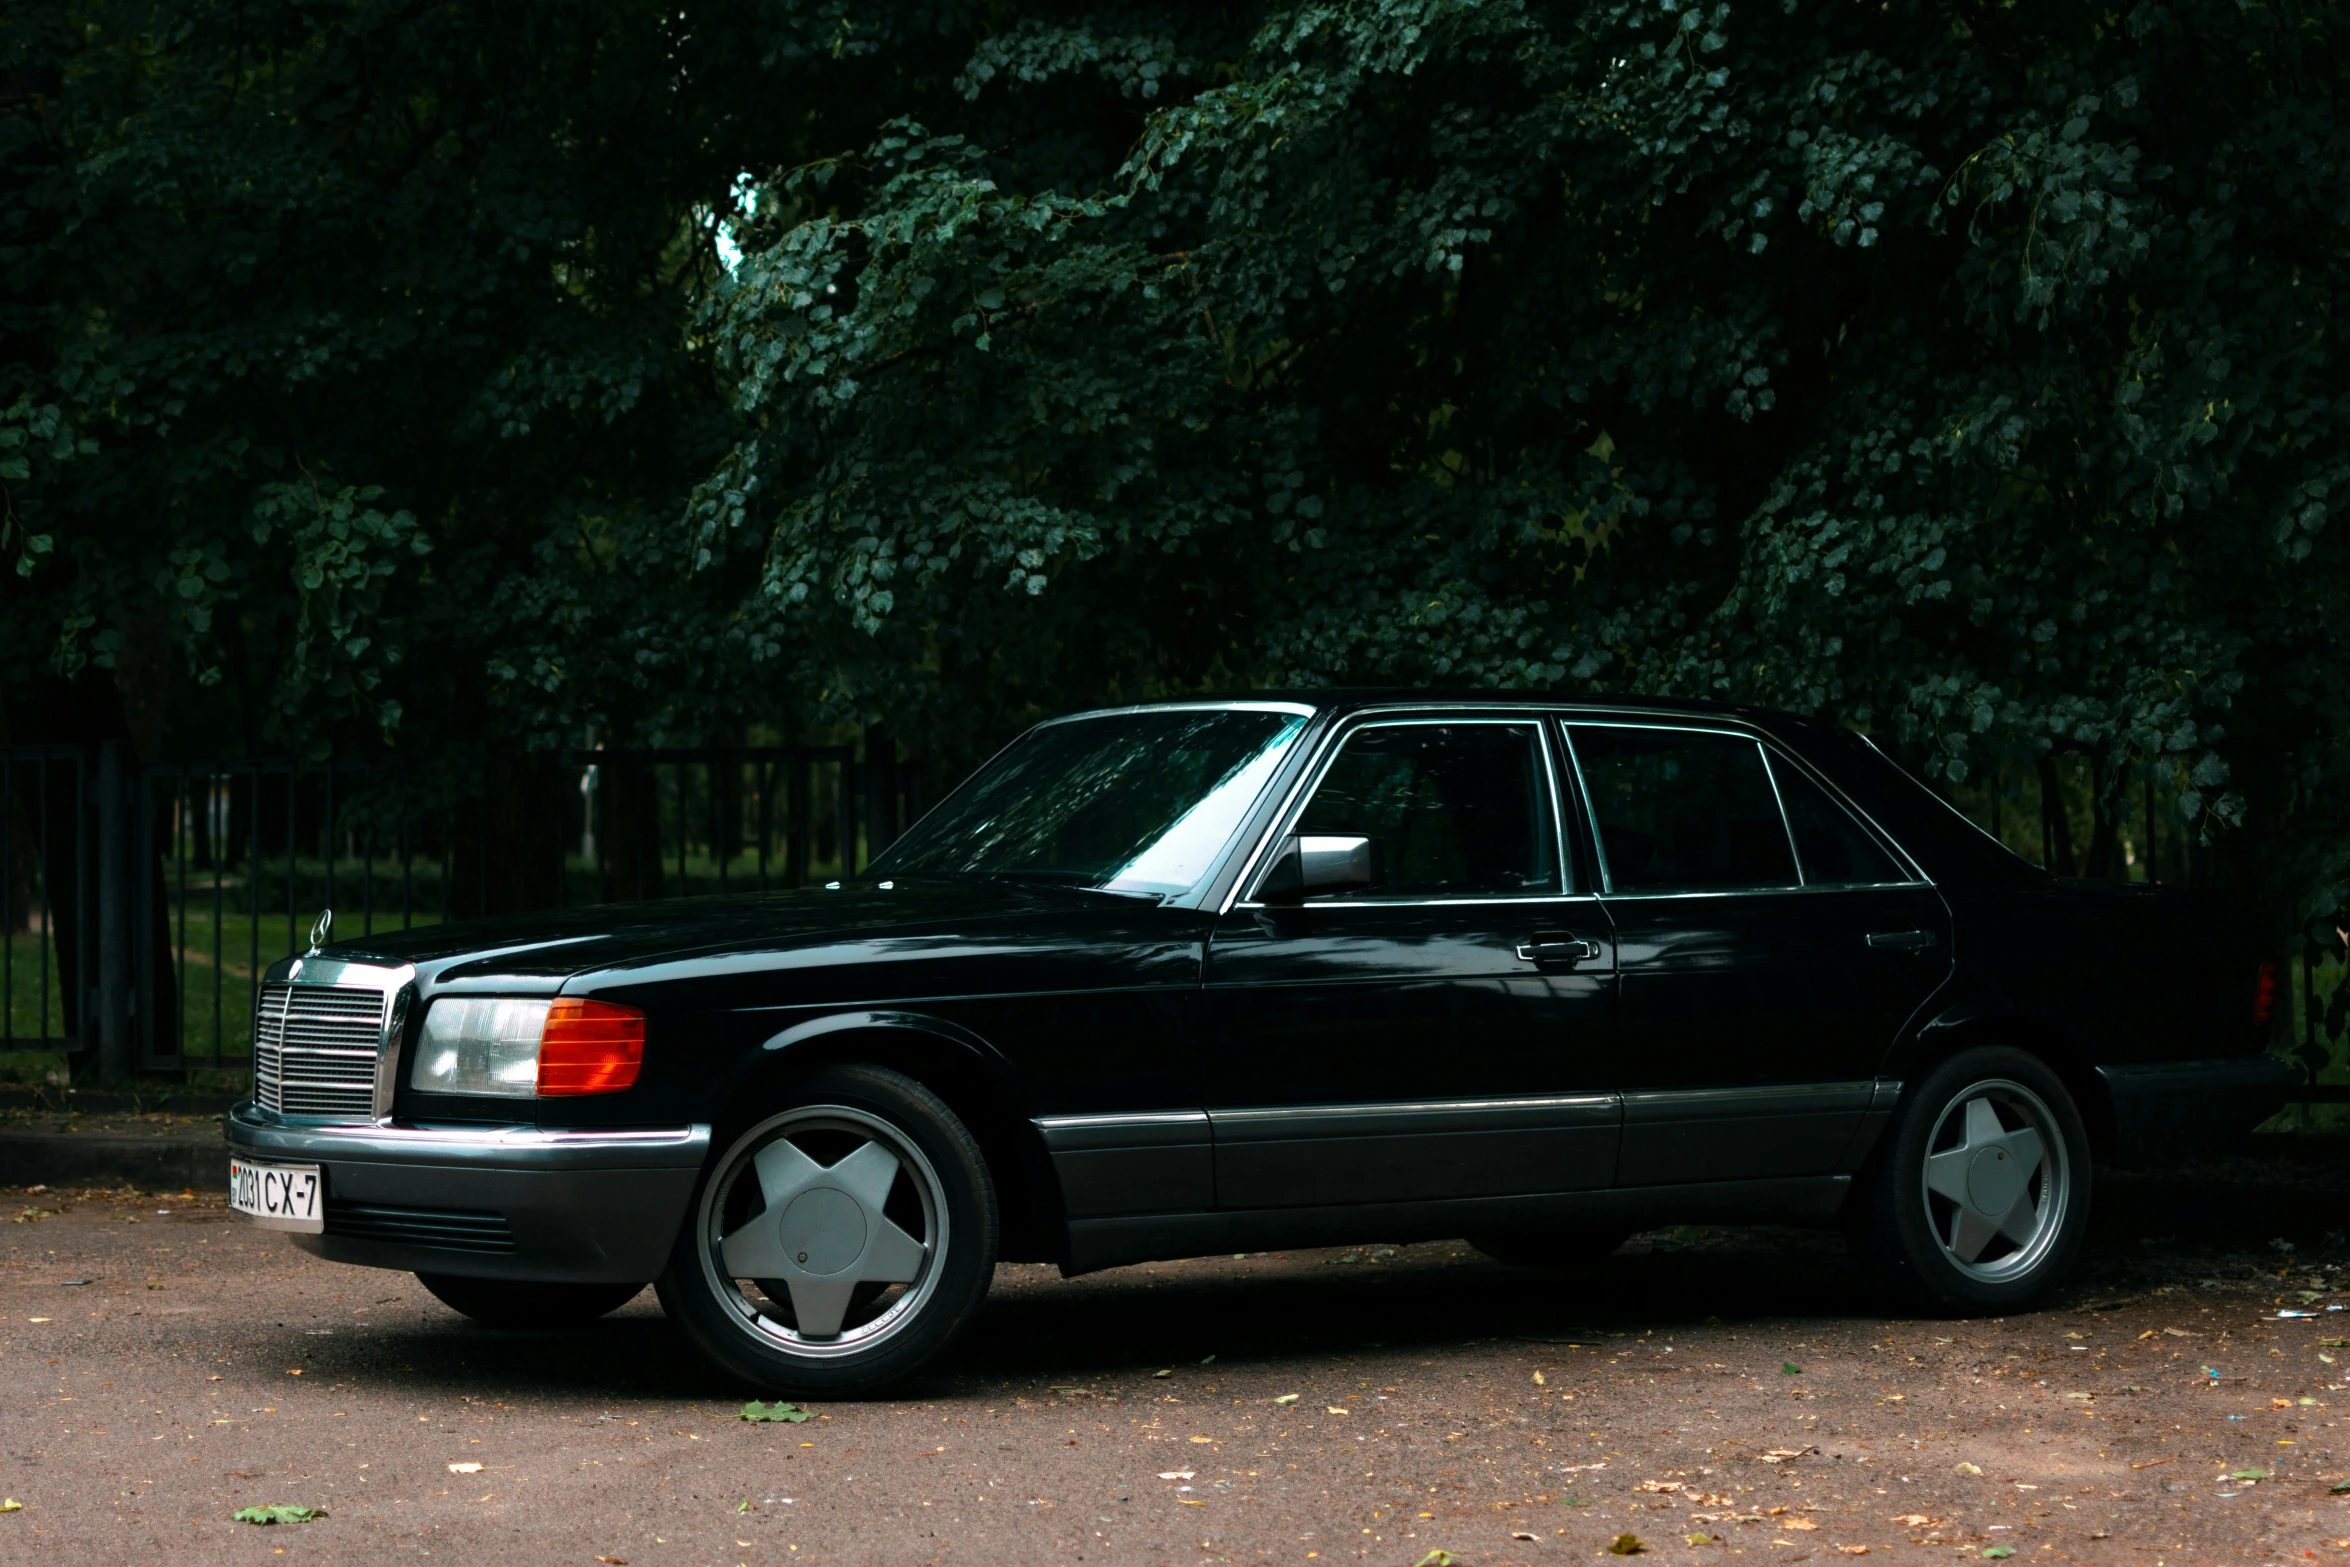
[[3, 1181, 2347, 1564]]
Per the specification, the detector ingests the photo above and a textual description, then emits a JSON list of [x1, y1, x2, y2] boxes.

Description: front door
[[1561, 722, 1951, 1186], [1202, 716, 1620, 1210]]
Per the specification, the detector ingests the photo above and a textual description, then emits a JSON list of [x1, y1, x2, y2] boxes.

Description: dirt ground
[[3, 1177, 2347, 1565]]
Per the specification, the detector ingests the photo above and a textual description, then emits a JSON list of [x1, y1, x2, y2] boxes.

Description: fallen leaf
[[1189, 1435, 1215, 1443], [594, 1557, 626, 1565], [1325, 1406, 1349, 1416], [2331, 1479, 2350, 1494], [1980, 1549, 2015, 1561], [1273, 1393, 1300, 1404], [1514, 1529, 1541, 1541], [1835, 1548, 1869, 1557], [1781, 1363, 1803, 1375], [1157, 1471, 1194, 1481], [1414, 1553, 1457, 1567], [445, 1462, 483, 1475], [2162, 1327, 2198, 1337], [1684, 1533, 1713, 1547], [1890, 1515, 1940, 1528], [740, 1401, 812, 1423], [0, 1500, 18, 1513], [1784, 1517, 1819, 1531], [1953, 1462, 1983, 1476], [1759, 1446, 1817, 1464], [1606, 1534, 1646, 1556], [1153, 1369, 1173, 1378], [233, 1505, 325, 1526], [1533, 1371, 1545, 1385], [1633, 1480, 1683, 1493], [2231, 1468, 2270, 1482], [735, 1500, 751, 1512]]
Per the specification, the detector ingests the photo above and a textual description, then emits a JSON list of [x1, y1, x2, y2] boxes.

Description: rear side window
[[1768, 754, 1908, 886], [1567, 726, 1798, 893], [1293, 722, 1562, 898]]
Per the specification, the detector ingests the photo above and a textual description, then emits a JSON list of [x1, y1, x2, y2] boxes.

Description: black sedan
[[224, 694, 2292, 1395]]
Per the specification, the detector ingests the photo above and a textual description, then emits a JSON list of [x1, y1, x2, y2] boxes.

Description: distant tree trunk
[[2037, 755, 2077, 876], [447, 759, 569, 918], [598, 759, 667, 905], [2086, 756, 2121, 879]]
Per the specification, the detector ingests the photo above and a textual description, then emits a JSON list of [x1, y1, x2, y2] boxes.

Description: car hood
[[315, 878, 1162, 985]]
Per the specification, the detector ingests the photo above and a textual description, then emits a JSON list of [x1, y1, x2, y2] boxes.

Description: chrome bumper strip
[[226, 1101, 710, 1171]]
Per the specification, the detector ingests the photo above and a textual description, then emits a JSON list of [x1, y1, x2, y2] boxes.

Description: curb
[[0, 1133, 225, 1191]]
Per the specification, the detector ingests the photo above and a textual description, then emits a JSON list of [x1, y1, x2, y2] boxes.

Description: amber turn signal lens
[[536, 999, 645, 1095]]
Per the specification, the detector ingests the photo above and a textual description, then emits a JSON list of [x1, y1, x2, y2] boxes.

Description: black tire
[[654, 1063, 998, 1398], [1467, 1227, 1634, 1269], [415, 1273, 645, 1328], [1852, 1045, 2091, 1313]]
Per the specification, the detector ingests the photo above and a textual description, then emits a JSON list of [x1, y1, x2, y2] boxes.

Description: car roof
[[1074, 689, 1785, 724]]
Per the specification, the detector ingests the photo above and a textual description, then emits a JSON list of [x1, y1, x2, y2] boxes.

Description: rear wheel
[[1468, 1227, 1633, 1269], [415, 1273, 643, 1328], [1853, 1045, 2091, 1313], [655, 1064, 998, 1398]]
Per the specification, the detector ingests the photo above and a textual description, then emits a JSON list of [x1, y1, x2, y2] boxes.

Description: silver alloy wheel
[[695, 1105, 948, 1360], [1918, 1077, 2071, 1283]]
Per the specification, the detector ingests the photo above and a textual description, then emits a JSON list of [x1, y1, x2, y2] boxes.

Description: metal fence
[[3, 742, 924, 1083]]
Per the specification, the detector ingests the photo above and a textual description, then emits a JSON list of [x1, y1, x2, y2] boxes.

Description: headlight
[[410, 997, 645, 1098]]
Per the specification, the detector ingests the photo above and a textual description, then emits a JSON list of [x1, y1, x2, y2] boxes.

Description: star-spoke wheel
[[698, 1103, 949, 1357], [1917, 1076, 2071, 1284]]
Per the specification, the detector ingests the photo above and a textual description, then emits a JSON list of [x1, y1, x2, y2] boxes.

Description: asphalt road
[[2, 1180, 2346, 1565]]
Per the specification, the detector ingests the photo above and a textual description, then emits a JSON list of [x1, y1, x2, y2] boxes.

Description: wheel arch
[[738, 1010, 1064, 1265], [1884, 1006, 2117, 1161]]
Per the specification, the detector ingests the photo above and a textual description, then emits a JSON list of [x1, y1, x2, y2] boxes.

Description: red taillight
[[537, 999, 645, 1096], [2254, 963, 2279, 1026]]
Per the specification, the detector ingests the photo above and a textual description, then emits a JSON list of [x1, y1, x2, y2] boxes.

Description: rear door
[[1201, 714, 1620, 1211], [1561, 722, 1949, 1187]]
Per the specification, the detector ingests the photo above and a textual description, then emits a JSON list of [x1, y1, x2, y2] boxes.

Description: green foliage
[[703, 0, 2350, 940], [6, 1, 2347, 946]]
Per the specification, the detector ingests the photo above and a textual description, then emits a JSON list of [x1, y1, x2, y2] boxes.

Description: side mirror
[[1256, 835, 1377, 905]]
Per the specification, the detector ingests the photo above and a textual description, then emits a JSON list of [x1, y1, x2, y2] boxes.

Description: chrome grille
[[254, 983, 386, 1118]]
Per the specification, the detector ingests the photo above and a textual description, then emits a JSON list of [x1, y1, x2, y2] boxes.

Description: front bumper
[[2096, 1056, 2296, 1166], [225, 1102, 710, 1283]]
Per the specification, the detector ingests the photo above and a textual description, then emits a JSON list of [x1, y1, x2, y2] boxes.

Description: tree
[[703, 0, 2350, 967], [6, 0, 2347, 997]]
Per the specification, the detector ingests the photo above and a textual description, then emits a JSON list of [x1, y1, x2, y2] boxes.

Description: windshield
[[873, 707, 1310, 896]]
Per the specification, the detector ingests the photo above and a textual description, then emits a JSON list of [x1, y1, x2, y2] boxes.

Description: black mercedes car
[[224, 694, 2292, 1395]]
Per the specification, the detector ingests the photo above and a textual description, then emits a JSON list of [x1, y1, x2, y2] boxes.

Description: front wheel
[[1853, 1045, 2091, 1313], [654, 1064, 998, 1398]]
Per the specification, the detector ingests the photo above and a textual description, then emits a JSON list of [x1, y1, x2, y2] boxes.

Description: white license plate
[[229, 1158, 324, 1232]]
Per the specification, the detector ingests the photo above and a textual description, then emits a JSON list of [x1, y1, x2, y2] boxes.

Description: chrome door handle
[[1517, 933, 1600, 965], [1866, 929, 1938, 953]]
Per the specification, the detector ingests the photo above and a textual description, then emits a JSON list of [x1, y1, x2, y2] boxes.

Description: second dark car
[[224, 694, 2292, 1394]]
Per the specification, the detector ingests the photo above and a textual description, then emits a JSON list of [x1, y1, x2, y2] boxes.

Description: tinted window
[[1768, 755, 1907, 886], [1290, 722, 1561, 898], [1568, 726, 1798, 892]]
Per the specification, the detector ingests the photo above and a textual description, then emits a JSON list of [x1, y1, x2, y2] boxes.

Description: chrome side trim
[[1033, 1111, 1212, 1153], [1212, 1093, 1620, 1144], [1622, 1082, 1877, 1121]]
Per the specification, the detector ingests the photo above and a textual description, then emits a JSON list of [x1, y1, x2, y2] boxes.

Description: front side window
[[875, 707, 1308, 897], [1568, 726, 1799, 893], [1284, 722, 1562, 899]]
